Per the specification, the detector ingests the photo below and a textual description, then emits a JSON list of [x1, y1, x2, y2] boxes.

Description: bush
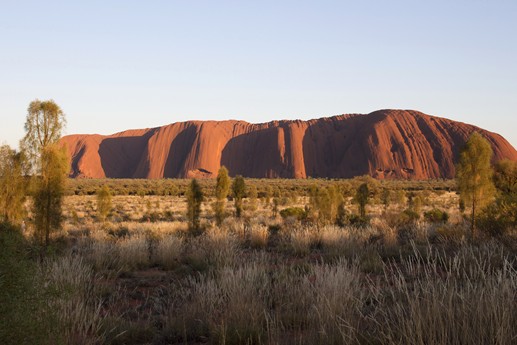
[[280, 207, 306, 221], [424, 209, 449, 223], [400, 209, 420, 223], [349, 214, 369, 226]]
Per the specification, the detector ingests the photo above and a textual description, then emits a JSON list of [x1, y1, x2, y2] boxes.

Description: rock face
[[61, 109, 517, 179]]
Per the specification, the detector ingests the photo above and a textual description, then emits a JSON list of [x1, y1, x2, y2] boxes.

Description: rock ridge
[[61, 109, 517, 179]]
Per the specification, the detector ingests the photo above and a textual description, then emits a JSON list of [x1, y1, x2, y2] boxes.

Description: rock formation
[[61, 109, 517, 179]]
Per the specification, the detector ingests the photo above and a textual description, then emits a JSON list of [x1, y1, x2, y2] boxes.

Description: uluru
[[61, 109, 517, 180]]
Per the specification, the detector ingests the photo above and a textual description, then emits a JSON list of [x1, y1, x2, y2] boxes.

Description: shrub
[[186, 179, 204, 232], [96, 185, 112, 222], [280, 207, 306, 221], [400, 209, 420, 223], [477, 202, 517, 237], [424, 208, 449, 223]]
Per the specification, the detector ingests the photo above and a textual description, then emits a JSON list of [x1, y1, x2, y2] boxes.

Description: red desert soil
[[61, 109, 517, 179]]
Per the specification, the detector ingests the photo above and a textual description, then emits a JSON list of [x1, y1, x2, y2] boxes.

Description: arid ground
[[2, 177, 516, 345]]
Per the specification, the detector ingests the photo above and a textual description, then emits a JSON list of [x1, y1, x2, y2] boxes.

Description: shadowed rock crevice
[[221, 127, 285, 178], [98, 129, 157, 178], [163, 125, 198, 178]]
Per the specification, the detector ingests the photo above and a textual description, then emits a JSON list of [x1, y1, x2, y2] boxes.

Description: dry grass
[[17, 187, 516, 345], [117, 234, 150, 270], [153, 234, 183, 269], [43, 256, 104, 345], [249, 224, 269, 248], [370, 244, 517, 345]]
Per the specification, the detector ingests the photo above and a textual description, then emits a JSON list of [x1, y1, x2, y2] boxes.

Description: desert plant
[[381, 188, 391, 213], [212, 166, 230, 226], [154, 235, 183, 269], [477, 160, 517, 237], [186, 179, 204, 232], [20, 99, 66, 172], [356, 183, 369, 218], [0, 145, 27, 224], [247, 184, 258, 212], [44, 255, 104, 344], [96, 185, 112, 222], [424, 208, 449, 223], [118, 234, 150, 270], [232, 175, 246, 218], [456, 132, 496, 238], [32, 144, 69, 247], [21, 99, 68, 247], [249, 224, 269, 249], [308, 184, 343, 224], [372, 245, 517, 345], [280, 207, 306, 221]]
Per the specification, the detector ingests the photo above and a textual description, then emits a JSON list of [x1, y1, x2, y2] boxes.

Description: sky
[[1, 0, 516, 149]]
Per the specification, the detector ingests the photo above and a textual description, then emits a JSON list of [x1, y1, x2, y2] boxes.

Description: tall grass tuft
[[370, 244, 517, 345], [153, 234, 183, 269], [44, 255, 104, 345]]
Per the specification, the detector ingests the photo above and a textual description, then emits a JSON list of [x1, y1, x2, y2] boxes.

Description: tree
[[356, 183, 369, 218], [186, 179, 204, 232], [309, 185, 343, 224], [232, 175, 246, 218], [477, 160, 517, 237], [493, 159, 517, 194], [212, 166, 230, 226], [20, 99, 66, 173], [456, 132, 496, 239], [0, 145, 27, 224], [336, 201, 349, 227], [32, 144, 68, 246], [381, 188, 391, 213], [96, 185, 112, 222], [247, 184, 258, 212], [20, 99, 68, 247]]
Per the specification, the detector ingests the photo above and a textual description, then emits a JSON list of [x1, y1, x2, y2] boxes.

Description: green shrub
[[280, 207, 306, 221], [400, 209, 420, 223], [477, 201, 517, 237], [424, 208, 449, 223]]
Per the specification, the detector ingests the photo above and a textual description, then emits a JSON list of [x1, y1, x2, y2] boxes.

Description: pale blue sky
[[1, 0, 516, 148]]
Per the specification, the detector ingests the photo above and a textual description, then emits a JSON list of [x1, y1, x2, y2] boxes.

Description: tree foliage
[[456, 132, 496, 238], [493, 159, 517, 194], [213, 166, 230, 225], [0, 145, 27, 224], [356, 183, 369, 218], [232, 175, 246, 218], [96, 185, 112, 222], [215, 166, 230, 200], [478, 159, 517, 236], [20, 99, 66, 173], [381, 188, 391, 213], [309, 185, 343, 224], [32, 144, 69, 246], [20, 99, 68, 247], [186, 179, 204, 232]]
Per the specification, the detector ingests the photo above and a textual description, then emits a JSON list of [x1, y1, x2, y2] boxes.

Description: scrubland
[[1, 178, 516, 345]]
